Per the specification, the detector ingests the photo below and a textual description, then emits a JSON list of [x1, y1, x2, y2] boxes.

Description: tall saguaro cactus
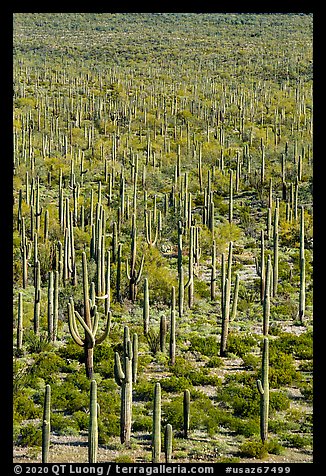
[[68, 252, 111, 379], [183, 389, 190, 438], [257, 337, 269, 443], [152, 382, 161, 463], [42, 384, 51, 463], [210, 240, 217, 301], [126, 214, 145, 302], [263, 256, 272, 336], [143, 277, 150, 335], [298, 206, 306, 323], [169, 286, 176, 365], [17, 292, 24, 350], [220, 241, 233, 356], [114, 326, 137, 446]]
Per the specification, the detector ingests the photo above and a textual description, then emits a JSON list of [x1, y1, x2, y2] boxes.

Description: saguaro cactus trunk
[[42, 384, 51, 463], [164, 424, 173, 463], [183, 389, 190, 438], [152, 382, 161, 463], [88, 379, 98, 463], [257, 337, 269, 443]]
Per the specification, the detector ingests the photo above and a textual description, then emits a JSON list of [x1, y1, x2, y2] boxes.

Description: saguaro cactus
[[126, 214, 145, 302], [17, 292, 24, 350], [183, 389, 190, 438], [160, 314, 167, 353], [272, 200, 279, 297], [298, 206, 306, 322], [132, 333, 138, 384], [231, 273, 240, 321], [169, 287, 176, 365], [164, 424, 173, 463], [220, 241, 233, 356], [229, 169, 233, 224], [68, 252, 111, 379], [33, 260, 41, 335], [143, 278, 150, 335], [263, 256, 272, 335], [257, 337, 269, 443], [114, 326, 137, 446], [88, 379, 98, 463], [210, 240, 217, 301], [152, 382, 161, 463], [42, 384, 51, 463]]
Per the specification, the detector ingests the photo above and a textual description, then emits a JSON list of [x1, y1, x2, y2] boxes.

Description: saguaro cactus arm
[[95, 311, 111, 345], [68, 301, 84, 346], [114, 351, 125, 386]]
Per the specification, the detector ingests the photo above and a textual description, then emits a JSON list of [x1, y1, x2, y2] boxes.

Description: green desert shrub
[[269, 391, 290, 411], [162, 392, 221, 436], [241, 353, 260, 370], [57, 339, 84, 362], [169, 356, 194, 376], [160, 375, 191, 393], [225, 417, 260, 437], [30, 352, 66, 383], [189, 334, 220, 357], [134, 378, 156, 401], [132, 414, 153, 432], [24, 330, 53, 353], [298, 381, 313, 402], [72, 410, 89, 431], [269, 349, 301, 388], [51, 380, 89, 413], [205, 356, 224, 368], [238, 439, 268, 459], [270, 331, 313, 360], [283, 433, 312, 449], [50, 413, 79, 436], [141, 246, 178, 305], [65, 372, 90, 392], [13, 393, 42, 420], [16, 423, 42, 447], [186, 369, 221, 387], [226, 332, 258, 358], [98, 415, 120, 443]]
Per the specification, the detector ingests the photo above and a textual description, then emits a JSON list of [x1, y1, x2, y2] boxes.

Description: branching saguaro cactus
[[42, 384, 51, 463], [257, 337, 269, 443], [68, 252, 111, 379], [126, 214, 145, 302], [88, 379, 98, 463], [145, 209, 158, 247], [152, 382, 161, 463]]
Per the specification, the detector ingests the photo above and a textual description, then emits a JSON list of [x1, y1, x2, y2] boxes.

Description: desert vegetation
[[13, 13, 313, 464]]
